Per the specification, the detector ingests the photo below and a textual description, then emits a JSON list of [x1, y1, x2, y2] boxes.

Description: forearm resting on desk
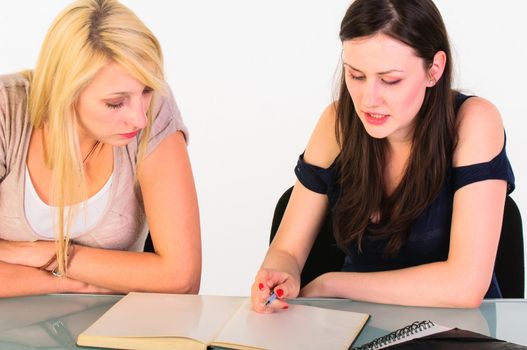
[[0, 238, 200, 295], [64, 245, 200, 294], [300, 260, 491, 308]]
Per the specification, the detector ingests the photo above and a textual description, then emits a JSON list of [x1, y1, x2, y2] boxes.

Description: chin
[[364, 130, 390, 139], [118, 138, 137, 146], [106, 138, 137, 147], [360, 122, 391, 139]]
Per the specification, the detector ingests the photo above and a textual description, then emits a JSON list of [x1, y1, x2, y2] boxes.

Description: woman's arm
[[300, 97, 507, 308], [1, 131, 201, 295], [252, 104, 340, 312], [65, 131, 201, 293]]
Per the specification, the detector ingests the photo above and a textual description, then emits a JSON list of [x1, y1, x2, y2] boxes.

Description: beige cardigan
[[0, 73, 188, 251]]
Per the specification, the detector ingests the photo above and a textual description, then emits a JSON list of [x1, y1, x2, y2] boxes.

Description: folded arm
[[0, 131, 201, 296], [67, 131, 201, 294], [0, 260, 115, 297]]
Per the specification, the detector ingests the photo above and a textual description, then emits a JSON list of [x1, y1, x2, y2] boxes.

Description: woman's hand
[[0, 239, 55, 268], [64, 278, 119, 295], [251, 268, 300, 313]]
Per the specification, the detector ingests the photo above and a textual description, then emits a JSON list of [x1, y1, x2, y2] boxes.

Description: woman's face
[[343, 33, 432, 144], [76, 61, 153, 146]]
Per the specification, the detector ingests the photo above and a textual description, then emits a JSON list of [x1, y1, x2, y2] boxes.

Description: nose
[[127, 95, 149, 129], [361, 80, 382, 108]]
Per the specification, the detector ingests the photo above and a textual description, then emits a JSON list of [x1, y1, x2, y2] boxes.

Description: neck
[[42, 125, 101, 164], [387, 138, 412, 156]]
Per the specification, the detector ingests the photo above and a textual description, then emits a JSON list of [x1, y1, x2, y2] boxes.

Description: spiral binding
[[351, 320, 436, 350]]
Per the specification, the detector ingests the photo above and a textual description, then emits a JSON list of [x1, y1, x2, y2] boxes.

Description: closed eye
[[382, 79, 401, 85], [106, 102, 124, 109], [349, 73, 365, 81]]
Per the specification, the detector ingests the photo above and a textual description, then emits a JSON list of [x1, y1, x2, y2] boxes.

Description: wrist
[[52, 241, 77, 277], [39, 241, 77, 277], [39, 253, 58, 272]]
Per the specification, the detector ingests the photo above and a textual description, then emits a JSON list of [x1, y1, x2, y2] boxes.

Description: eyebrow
[[105, 91, 131, 97], [343, 62, 404, 75]]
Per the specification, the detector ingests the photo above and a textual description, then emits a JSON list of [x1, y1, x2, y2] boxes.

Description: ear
[[427, 50, 446, 87]]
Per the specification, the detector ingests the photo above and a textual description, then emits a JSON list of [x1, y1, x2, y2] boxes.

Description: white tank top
[[24, 167, 113, 239]]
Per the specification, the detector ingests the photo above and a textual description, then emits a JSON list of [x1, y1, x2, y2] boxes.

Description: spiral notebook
[[352, 320, 527, 350], [352, 321, 451, 350]]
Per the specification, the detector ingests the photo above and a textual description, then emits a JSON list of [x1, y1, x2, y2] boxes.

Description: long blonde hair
[[24, 0, 166, 275]]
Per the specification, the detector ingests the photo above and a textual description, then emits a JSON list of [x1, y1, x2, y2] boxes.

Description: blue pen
[[264, 291, 277, 306]]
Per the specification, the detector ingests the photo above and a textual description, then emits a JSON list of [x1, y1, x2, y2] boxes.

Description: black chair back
[[494, 196, 524, 298], [144, 232, 155, 253]]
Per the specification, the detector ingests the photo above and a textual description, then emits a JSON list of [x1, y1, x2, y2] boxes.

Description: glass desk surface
[[0, 294, 525, 349]]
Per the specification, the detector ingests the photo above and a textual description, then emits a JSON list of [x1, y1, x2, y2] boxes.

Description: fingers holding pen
[[251, 269, 295, 313], [255, 284, 289, 313], [263, 286, 289, 311]]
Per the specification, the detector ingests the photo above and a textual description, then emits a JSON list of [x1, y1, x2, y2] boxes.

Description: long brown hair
[[333, 0, 456, 255]]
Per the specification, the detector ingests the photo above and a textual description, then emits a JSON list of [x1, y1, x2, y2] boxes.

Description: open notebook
[[77, 292, 369, 350]]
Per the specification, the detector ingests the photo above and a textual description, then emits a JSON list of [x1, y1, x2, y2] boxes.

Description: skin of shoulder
[[303, 102, 341, 168], [453, 96, 504, 167]]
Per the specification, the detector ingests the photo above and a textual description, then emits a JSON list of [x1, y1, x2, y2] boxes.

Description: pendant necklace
[[83, 141, 100, 163]]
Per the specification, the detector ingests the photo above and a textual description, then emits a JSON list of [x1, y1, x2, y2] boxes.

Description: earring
[[428, 79, 436, 87]]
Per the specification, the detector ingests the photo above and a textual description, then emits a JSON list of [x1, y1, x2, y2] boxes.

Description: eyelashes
[[382, 79, 401, 85], [347, 73, 401, 85], [350, 74, 365, 81], [106, 102, 124, 109], [105, 88, 153, 110]]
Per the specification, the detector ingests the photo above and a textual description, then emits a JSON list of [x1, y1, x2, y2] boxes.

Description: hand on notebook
[[251, 268, 300, 313]]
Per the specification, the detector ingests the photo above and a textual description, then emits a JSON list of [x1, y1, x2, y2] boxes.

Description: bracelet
[[52, 242, 76, 278], [40, 241, 76, 277], [52, 266, 64, 277], [39, 253, 57, 271]]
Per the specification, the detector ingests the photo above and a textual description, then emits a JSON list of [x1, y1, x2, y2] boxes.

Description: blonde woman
[[0, 0, 201, 297]]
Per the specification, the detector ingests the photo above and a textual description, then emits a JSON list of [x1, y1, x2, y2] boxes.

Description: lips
[[119, 130, 140, 139], [363, 112, 389, 126]]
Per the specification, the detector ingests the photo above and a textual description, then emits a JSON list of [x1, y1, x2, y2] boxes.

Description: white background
[[1, 1, 526, 297]]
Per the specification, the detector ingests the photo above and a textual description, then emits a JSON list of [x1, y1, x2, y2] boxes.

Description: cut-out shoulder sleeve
[[294, 152, 337, 194], [451, 136, 515, 194], [145, 86, 188, 157]]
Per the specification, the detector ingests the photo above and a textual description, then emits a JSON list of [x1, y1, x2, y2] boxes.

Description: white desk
[[0, 294, 525, 349]]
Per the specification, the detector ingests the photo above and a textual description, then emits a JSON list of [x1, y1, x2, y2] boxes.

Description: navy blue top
[[294, 93, 515, 298]]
